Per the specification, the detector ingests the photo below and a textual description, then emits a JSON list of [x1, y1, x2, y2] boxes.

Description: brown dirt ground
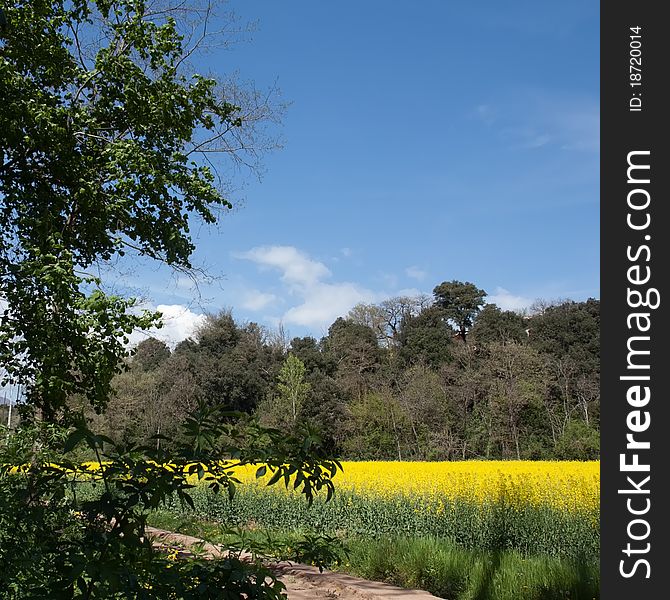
[[146, 527, 440, 600]]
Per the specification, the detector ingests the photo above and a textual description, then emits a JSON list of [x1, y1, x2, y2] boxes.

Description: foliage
[[132, 338, 171, 372], [554, 420, 600, 460], [0, 0, 280, 420], [470, 304, 528, 345], [0, 403, 342, 598], [97, 296, 600, 461], [341, 393, 408, 460], [322, 317, 382, 400], [397, 305, 453, 369], [433, 280, 487, 343], [0, 3, 340, 598], [275, 354, 310, 424], [257, 354, 310, 432], [185, 313, 283, 414]]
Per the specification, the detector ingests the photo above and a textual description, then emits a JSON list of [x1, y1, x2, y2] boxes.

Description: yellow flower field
[[222, 460, 600, 513]]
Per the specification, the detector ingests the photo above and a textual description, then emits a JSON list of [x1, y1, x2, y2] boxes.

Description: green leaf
[[64, 429, 86, 453]]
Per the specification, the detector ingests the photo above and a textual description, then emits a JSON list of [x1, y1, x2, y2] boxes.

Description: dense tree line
[[95, 281, 599, 461]]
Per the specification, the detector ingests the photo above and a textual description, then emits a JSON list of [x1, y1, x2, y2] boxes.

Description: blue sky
[[118, 0, 600, 345]]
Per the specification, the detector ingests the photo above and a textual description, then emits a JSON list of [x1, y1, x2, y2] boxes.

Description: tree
[[470, 304, 528, 345], [322, 317, 383, 400], [0, 3, 340, 598], [396, 364, 453, 460], [482, 342, 548, 459], [397, 305, 453, 368], [277, 354, 310, 426], [342, 392, 409, 460], [433, 280, 487, 343], [528, 299, 600, 434], [0, 0, 280, 420], [258, 354, 310, 432], [132, 337, 171, 371], [191, 316, 281, 414], [347, 295, 430, 350]]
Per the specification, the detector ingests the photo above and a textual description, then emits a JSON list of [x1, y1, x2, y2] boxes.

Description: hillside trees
[[97, 294, 600, 461], [101, 294, 601, 461]]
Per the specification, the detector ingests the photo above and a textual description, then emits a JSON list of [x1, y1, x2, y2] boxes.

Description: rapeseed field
[[216, 460, 599, 513], [176, 460, 600, 559]]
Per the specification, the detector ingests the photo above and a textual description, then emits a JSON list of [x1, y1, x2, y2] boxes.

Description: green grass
[[345, 536, 598, 600], [162, 484, 599, 560], [147, 510, 599, 600]]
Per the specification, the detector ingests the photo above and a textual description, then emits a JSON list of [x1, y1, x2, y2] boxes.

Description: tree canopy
[[0, 0, 278, 420], [433, 280, 487, 343]]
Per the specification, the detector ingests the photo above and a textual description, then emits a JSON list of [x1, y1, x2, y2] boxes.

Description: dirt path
[[146, 527, 440, 600]]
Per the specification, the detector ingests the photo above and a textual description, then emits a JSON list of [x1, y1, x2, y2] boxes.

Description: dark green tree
[[528, 299, 600, 373], [191, 315, 280, 414], [470, 304, 528, 345], [322, 317, 383, 400], [397, 305, 453, 368], [132, 337, 171, 371], [528, 299, 600, 433], [290, 336, 337, 377], [433, 280, 487, 343]]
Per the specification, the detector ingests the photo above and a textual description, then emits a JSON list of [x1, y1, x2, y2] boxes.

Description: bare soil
[[146, 527, 440, 600]]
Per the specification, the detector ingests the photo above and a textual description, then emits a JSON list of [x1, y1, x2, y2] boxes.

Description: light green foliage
[[257, 354, 311, 435], [342, 393, 408, 460], [276, 353, 310, 426]]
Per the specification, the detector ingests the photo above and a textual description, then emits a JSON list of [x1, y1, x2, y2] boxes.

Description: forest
[[92, 280, 600, 462]]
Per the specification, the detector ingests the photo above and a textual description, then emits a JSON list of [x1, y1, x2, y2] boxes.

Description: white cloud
[[235, 246, 330, 286], [128, 304, 206, 348], [487, 287, 533, 312], [240, 290, 278, 312], [236, 245, 380, 331], [283, 282, 377, 329], [405, 266, 427, 281]]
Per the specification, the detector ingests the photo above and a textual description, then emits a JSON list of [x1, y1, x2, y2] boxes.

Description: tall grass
[[148, 510, 599, 600], [346, 536, 598, 600], [165, 484, 598, 560]]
